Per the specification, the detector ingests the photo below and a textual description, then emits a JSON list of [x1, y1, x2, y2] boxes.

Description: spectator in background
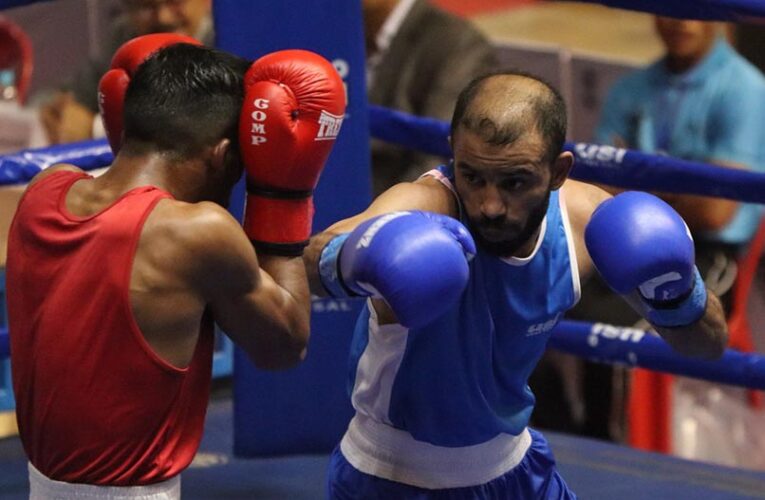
[[596, 15, 765, 314], [735, 23, 765, 76], [39, 0, 212, 145], [566, 16, 765, 441], [0, 16, 46, 153], [363, 0, 497, 195]]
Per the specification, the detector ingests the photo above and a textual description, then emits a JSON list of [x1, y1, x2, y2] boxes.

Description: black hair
[[122, 43, 251, 158], [450, 70, 567, 163]]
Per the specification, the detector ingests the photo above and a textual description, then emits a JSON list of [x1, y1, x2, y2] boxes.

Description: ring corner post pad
[[215, 0, 372, 457]]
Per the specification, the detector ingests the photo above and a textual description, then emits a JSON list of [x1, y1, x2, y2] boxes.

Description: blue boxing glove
[[319, 211, 476, 329], [585, 191, 707, 328]]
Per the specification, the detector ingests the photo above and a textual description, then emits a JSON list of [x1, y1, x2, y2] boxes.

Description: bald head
[[450, 72, 567, 162]]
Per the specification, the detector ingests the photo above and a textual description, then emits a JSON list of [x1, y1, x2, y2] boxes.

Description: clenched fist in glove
[[239, 49, 346, 256], [98, 33, 200, 153]]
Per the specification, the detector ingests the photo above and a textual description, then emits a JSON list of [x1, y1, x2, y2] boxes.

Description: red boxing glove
[[98, 33, 200, 153], [239, 49, 346, 255]]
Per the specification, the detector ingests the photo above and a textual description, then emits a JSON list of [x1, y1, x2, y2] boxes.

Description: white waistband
[[340, 413, 532, 489], [28, 463, 181, 499]]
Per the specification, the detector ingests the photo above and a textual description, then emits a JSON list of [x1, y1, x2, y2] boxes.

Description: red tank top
[[6, 170, 215, 485]]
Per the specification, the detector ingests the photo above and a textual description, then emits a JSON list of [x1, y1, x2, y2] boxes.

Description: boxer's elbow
[[676, 329, 727, 360], [696, 293, 729, 360], [251, 350, 306, 371], [699, 320, 728, 360], [250, 332, 308, 371], [656, 296, 729, 360]]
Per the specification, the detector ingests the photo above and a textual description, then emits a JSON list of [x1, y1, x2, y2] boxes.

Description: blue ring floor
[[2, 397, 765, 499]]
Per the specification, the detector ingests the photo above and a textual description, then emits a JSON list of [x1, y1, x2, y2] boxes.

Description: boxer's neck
[[102, 153, 209, 203]]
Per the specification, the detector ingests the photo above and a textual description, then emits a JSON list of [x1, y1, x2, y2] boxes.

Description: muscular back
[[53, 167, 216, 367], [130, 200, 221, 367], [53, 163, 306, 369]]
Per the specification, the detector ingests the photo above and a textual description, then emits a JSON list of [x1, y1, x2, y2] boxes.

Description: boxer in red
[[6, 35, 345, 498]]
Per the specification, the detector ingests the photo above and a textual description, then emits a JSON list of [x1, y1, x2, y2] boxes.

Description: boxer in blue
[[305, 71, 728, 499]]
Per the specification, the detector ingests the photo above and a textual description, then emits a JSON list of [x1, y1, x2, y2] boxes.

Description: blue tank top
[[347, 166, 580, 447]]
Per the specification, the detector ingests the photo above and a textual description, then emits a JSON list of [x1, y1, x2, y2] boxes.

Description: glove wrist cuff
[[243, 194, 313, 252], [318, 233, 364, 298], [645, 267, 707, 328]]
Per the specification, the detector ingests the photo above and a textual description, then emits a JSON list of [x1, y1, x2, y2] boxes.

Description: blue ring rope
[[5, 107, 765, 206], [368, 105, 765, 204], [2, 321, 764, 391], [549, 320, 765, 390]]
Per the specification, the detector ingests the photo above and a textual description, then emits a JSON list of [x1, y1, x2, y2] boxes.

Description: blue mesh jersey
[[346, 166, 581, 447]]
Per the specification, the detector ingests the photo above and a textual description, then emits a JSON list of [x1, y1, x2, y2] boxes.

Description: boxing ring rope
[[0, 139, 112, 185], [369, 105, 765, 202], [2, 105, 765, 392], [7, 107, 765, 201], [551, 320, 765, 390], [0, 318, 764, 389]]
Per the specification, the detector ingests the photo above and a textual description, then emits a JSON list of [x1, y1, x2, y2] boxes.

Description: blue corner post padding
[[215, 0, 372, 456]]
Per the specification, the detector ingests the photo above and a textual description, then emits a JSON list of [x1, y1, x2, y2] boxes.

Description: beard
[[467, 190, 551, 258]]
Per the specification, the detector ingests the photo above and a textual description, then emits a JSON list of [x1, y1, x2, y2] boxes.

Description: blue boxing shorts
[[326, 428, 576, 499]]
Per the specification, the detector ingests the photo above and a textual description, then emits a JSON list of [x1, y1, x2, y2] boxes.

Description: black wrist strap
[[252, 239, 309, 257], [247, 180, 312, 200]]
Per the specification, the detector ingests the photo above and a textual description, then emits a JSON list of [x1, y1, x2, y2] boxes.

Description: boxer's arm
[[623, 290, 727, 359], [560, 180, 610, 283], [191, 203, 309, 369], [305, 178, 457, 296], [304, 178, 458, 326], [566, 182, 728, 359]]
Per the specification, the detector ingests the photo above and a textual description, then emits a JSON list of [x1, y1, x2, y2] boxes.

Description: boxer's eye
[[463, 172, 478, 183], [500, 177, 526, 191]]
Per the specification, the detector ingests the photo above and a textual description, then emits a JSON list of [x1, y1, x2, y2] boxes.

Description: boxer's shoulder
[[561, 180, 610, 230], [374, 177, 457, 218], [145, 199, 241, 246], [138, 199, 254, 289], [560, 180, 611, 280], [27, 163, 84, 188]]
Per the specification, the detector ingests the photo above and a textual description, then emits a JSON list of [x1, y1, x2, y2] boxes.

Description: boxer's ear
[[550, 151, 573, 190], [210, 138, 231, 171]]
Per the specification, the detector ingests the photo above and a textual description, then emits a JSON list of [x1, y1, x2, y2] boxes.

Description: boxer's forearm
[[651, 290, 728, 359], [302, 211, 381, 297], [249, 254, 310, 368], [304, 230, 338, 298]]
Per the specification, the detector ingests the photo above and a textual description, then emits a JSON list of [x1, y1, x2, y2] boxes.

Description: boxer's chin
[[469, 194, 550, 258], [473, 235, 523, 257]]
